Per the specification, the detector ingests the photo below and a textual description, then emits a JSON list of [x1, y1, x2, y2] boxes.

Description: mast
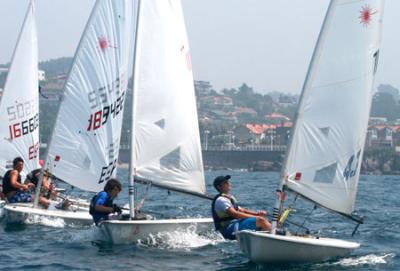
[[128, 0, 143, 219], [34, 0, 101, 207], [270, 0, 335, 233]]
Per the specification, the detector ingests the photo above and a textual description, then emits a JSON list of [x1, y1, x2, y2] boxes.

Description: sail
[[283, 0, 384, 215], [0, 1, 39, 176], [132, 0, 206, 196], [45, 0, 133, 192]]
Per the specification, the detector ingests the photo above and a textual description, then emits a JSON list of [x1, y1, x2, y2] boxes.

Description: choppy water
[[0, 170, 399, 270]]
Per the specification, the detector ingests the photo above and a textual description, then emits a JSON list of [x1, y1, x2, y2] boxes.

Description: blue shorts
[[221, 217, 257, 240], [8, 191, 33, 203]]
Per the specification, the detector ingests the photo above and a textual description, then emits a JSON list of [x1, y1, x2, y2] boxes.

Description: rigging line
[[300, 205, 317, 229], [38, 85, 48, 99], [351, 222, 362, 237], [312, 75, 365, 90], [135, 182, 151, 212], [265, 213, 312, 233]]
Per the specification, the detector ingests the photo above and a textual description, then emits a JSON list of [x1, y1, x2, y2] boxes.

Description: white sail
[[45, 0, 133, 192], [283, 0, 384, 215], [132, 0, 206, 196], [0, 1, 39, 176]]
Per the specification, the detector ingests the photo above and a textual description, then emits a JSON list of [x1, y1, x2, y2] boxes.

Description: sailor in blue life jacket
[[89, 178, 122, 225], [211, 175, 271, 240]]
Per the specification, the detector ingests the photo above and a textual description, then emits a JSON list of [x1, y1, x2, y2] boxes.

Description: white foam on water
[[137, 225, 225, 251], [65, 226, 102, 243], [320, 253, 395, 267], [26, 214, 66, 228]]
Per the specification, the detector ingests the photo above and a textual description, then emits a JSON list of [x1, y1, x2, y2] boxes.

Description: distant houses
[[39, 74, 66, 101], [367, 125, 399, 148]]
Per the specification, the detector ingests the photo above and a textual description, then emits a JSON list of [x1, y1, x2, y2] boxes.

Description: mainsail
[[0, 1, 39, 176], [132, 0, 206, 196], [44, 0, 133, 192], [283, 0, 383, 215]]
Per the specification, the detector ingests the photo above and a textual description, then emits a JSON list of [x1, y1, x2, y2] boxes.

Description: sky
[[0, 0, 399, 94]]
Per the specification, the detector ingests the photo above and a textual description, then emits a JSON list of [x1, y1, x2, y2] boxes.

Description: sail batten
[[44, 0, 134, 192], [283, 0, 384, 215], [132, 0, 206, 196]]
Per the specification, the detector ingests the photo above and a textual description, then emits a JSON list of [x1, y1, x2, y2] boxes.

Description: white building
[[38, 70, 45, 81], [0, 67, 45, 81]]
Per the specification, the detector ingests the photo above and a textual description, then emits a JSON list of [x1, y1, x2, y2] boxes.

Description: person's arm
[[226, 207, 257, 219], [10, 170, 32, 191], [94, 193, 114, 214], [42, 176, 51, 191], [94, 205, 114, 213], [238, 207, 267, 216]]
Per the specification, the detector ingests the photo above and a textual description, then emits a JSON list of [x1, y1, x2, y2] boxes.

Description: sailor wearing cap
[[211, 175, 271, 240]]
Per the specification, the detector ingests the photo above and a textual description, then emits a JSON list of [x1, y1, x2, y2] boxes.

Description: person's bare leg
[[39, 197, 50, 208], [256, 216, 271, 231]]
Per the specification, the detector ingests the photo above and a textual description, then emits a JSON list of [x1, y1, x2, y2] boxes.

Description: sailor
[[211, 175, 271, 240], [3, 157, 35, 204], [26, 167, 73, 210], [89, 178, 122, 225], [25, 168, 53, 198]]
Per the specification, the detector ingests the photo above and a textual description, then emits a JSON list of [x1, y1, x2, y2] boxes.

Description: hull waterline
[[4, 203, 93, 226], [100, 217, 214, 244], [236, 230, 360, 264]]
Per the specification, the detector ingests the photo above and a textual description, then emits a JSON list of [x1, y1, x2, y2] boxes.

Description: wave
[[26, 214, 66, 228], [136, 226, 225, 250], [319, 253, 395, 268]]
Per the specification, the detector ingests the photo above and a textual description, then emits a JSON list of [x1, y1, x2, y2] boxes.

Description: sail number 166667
[[9, 113, 39, 139]]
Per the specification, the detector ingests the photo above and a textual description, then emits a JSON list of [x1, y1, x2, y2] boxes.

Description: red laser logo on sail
[[98, 37, 109, 52], [359, 5, 377, 27]]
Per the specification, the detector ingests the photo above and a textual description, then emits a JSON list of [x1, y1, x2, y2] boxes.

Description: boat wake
[[26, 215, 66, 228], [321, 253, 395, 267], [137, 226, 224, 250]]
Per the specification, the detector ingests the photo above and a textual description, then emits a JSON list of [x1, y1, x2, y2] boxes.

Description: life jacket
[[211, 193, 239, 231], [89, 191, 113, 215], [26, 169, 41, 186], [2, 170, 21, 195]]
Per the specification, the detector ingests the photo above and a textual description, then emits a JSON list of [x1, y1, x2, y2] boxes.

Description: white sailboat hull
[[236, 230, 359, 264], [4, 203, 93, 226], [0, 200, 5, 218], [100, 217, 213, 244]]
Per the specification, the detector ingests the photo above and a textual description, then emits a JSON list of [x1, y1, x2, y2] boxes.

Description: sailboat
[[236, 0, 384, 264], [4, 0, 134, 225], [100, 0, 213, 244], [0, 0, 39, 215]]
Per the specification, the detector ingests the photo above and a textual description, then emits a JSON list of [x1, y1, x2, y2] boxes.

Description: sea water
[[0, 170, 398, 270]]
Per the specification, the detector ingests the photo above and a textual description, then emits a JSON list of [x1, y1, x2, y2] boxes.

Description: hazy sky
[[0, 0, 398, 94]]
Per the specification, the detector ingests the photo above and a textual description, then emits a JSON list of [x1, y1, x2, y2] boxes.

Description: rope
[[134, 182, 151, 212]]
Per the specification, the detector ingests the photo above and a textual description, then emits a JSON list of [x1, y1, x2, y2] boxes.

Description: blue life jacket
[[89, 191, 113, 215], [89, 191, 113, 225], [211, 193, 239, 231]]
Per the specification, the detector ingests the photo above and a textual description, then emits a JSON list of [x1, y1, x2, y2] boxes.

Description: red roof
[[245, 124, 276, 135], [265, 113, 290, 120]]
